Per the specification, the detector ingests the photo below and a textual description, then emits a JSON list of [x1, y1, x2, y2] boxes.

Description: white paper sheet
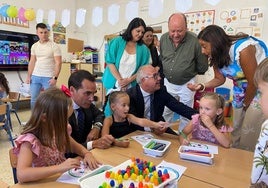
[[131, 133, 154, 146], [157, 160, 187, 180], [188, 141, 219, 154]]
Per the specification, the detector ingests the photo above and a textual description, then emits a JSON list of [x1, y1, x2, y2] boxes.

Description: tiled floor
[[0, 109, 31, 186]]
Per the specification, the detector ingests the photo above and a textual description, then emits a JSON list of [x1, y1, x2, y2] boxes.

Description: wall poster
[[218, 7, 264, 37], [52, 21, 66, 44], [185, 10, 215, 35]]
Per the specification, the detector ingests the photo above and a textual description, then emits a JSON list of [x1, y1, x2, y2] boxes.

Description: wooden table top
[[10, 131, 253, 188]]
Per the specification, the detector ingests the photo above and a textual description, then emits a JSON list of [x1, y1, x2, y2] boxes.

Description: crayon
[[183, 150, 210, 154], [157, 144, 166, 151], [145, 140, 156, 149], [183, 151, 212, 157], [152, 143, 166, 150]]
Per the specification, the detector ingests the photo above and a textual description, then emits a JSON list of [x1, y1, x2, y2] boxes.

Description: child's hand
[[83, 152, 101, 170], [181, 138, 190, 146], [200, 114, 214, 128], [60, 158, 80, 172]]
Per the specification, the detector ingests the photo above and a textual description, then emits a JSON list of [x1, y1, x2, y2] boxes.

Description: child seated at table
[[13, 87, 101, 183], [179, 92, 233, 148], [251, 58, 268, 187], [102, 91, 166, 140]]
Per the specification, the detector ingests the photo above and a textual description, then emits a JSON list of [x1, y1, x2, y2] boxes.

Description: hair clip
[[61, 85, 71, 97]]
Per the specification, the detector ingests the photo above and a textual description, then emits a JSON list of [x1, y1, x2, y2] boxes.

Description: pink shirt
[[191, 114, 233, 144], [14, 133, 66, 167]]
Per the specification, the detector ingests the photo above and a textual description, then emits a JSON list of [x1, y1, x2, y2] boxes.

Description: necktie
[[150, 94, 154, 120], [144, 95, 150, 119], [76, 108, 85, 140]]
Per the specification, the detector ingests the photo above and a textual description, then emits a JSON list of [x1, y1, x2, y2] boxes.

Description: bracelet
[[198, 83, 206, 92]]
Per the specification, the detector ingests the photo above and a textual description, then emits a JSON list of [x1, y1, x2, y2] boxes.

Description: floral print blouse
[[14, 133, 66, 167]]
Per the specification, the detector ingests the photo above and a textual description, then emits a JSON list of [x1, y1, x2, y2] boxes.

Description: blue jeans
[[30, 75, 51, 109]]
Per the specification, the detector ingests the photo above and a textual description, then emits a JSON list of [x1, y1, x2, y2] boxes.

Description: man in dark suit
[[68, 70, 114, 151], [127, 65, 197, 134]]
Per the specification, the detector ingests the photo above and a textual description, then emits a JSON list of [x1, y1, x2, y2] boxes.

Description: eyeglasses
[[144, 72, 160, 80]]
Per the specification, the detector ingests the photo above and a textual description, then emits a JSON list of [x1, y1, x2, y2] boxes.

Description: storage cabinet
[[57, 62, 100, 87]]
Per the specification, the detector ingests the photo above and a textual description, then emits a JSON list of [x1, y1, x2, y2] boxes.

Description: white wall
[[80, 0, 267, 93], [1, 0, 268, 92], [1, 0, 84, 91]]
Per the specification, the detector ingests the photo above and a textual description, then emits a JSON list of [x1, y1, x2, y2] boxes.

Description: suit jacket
[[127, 84, 197, 133], [68, 104, 104, 147]]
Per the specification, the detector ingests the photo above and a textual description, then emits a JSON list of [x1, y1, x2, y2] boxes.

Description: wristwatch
[[53, 76, 58, 80], [92, 122, 102, 130]]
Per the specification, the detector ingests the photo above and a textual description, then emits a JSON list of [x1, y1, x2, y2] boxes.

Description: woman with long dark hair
[[102, 17, 150, 116], [188, 25, 268, 151]]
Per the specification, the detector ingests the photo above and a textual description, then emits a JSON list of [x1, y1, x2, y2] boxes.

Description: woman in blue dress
[[188, 25, 268, 151]]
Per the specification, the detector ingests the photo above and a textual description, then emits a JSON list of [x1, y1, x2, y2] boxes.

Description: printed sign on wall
[[218, 7, 264, 37], [185, 10, 215, 35]]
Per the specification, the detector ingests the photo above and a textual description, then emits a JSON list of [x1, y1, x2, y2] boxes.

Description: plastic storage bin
[[143, 139, 171, 157], [178, 145, 214, 165]]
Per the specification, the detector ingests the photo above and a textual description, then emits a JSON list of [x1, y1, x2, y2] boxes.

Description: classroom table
[[10, 131, 253, 188]]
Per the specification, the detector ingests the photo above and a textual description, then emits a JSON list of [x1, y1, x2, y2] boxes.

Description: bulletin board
[[185, 10, 215, 35], [218, 7, 264, 37], [67, 38, 84, 53]]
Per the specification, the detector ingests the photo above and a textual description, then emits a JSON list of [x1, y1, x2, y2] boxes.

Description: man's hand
[[87, 128, 100, 141], [25, 77, 31, 84], [151, 126, 167, 135], [48, 78, 57, 86], [92, 135, 115, 149]]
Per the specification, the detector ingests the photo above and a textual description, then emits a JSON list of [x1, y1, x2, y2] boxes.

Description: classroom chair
[[8, 92, 22, 127], [9, 148, 18, 184], [0, 104, 15, 147]]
